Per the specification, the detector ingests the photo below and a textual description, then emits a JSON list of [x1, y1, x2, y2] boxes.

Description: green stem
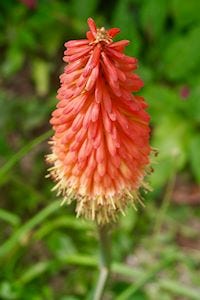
[[93, 224, 111, 300], [116, 253, 177, 300], [0, 130, 52, 184], [160, 279, 200, 300]]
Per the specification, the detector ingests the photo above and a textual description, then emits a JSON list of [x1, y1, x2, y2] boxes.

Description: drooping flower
[[47, 18, 151, 224]]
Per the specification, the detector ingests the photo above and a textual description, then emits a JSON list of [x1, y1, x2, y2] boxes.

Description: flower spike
[[47, 18, 151, 224]]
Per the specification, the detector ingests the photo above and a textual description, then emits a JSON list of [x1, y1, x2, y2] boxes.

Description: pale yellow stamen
[[91, 27, 113, 45]]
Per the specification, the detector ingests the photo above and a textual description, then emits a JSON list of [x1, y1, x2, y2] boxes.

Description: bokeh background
[[0, 0, 200, 299]]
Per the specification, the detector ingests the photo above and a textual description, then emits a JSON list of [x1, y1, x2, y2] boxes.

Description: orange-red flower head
[[47, 18, 151, 224]]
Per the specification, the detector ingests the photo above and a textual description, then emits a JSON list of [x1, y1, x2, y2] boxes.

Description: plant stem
[[0, 130, 52, 183], [93, 224, 111, 300]]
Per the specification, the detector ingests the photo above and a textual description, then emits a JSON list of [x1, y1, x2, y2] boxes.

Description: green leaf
[[0, 281, 18, 300], [42, 28, 65, 57], [160, 279, 200, 300], [150, 157, 176, 188], [142, 84, 182, 120], [153, 116, 189, 163], [0, 130, 51, 185], [162, 26, 200, 80], [16, 261, 52, 285], [137, 64, 154, 84], [0, 134, 12, 158], [35, 216, 92, 240], [116, 252, 178, 300], [182, 76, 200, 123], [1, 46, 24, 77], [189, 135, 200, 183], [140, 0, 168, 40], [112, 0, 141, 56], [31, 59, 51, 96], [171, 0, 200, 28], [47, 231, 76, 259], [16, 27, 37, 50], [0, 209, 20, 226], [22, 98, 51, 131], [0, 201, 61, 260], [150, 115, 190, 187]]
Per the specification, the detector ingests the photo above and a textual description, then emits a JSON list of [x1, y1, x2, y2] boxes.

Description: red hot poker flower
[[47, 18, 151, 224]]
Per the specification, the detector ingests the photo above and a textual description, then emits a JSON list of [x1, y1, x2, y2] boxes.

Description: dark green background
[[0, 0, 200, 299]]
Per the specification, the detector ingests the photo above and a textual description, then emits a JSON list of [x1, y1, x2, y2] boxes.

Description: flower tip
[[87, 17, 95, 24], [87, 17, 97, 37], [108, 28, 120, 38]]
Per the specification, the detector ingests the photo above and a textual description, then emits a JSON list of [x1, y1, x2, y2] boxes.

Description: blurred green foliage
[[0, 0, 200, 299]]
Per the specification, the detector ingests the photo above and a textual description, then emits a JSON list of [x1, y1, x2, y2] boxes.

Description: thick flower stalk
[[47, 18, 151, 224]]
